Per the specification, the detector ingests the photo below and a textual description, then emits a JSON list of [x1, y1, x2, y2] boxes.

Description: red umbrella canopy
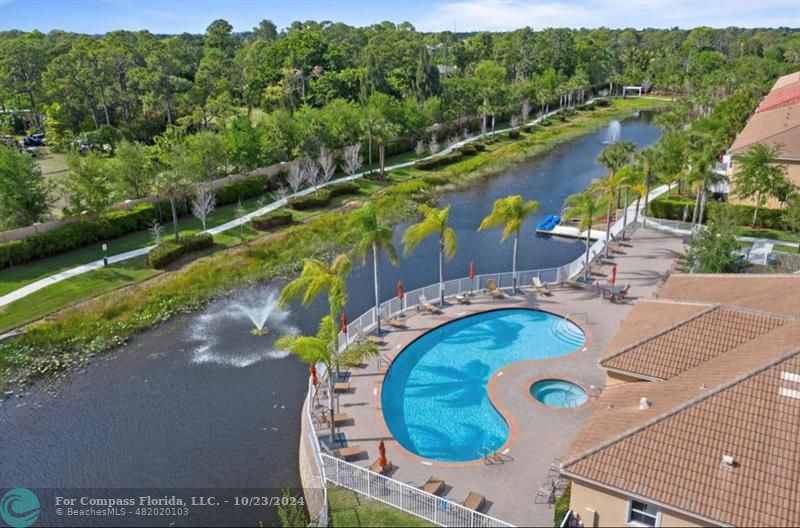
[[469, 260, 475, 279], [396, 280, 404, 300], [341, 312, 348, 334], [610, 264, 617, 286], [378, 440, 387, 467]]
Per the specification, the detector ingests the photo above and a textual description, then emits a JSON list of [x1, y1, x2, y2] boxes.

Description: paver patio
[[306, 227, 685, 526]]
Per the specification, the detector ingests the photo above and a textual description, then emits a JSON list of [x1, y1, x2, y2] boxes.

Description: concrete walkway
[[315, 228, 684, 526], [0, 104, 585, 309]]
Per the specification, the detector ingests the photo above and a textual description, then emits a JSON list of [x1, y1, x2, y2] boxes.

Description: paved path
[[314, 228, 684, 526], [0, 105, 585, 309]]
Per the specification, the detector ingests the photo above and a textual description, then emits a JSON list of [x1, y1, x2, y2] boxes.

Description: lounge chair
[[369, 459, 392, 475], [462, 492, 486, 512], [356, 327, 385, 346], [384, 317, 407, 330], [333, 382, 351, 393], [454, 293, 471, 305], [532, 277, 552, 296], [320, 412, 352, 426], [420, 477, 445, 496], [334, 445, 365, 460], [589, 266, 607, 277], [486, 279, 505, 299], [419, 294, 443, 315]]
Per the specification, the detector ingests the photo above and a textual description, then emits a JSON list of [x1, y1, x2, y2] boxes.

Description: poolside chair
[[418, 294, 443, 315], [356, 327, 385, 346], [369, 458, 392, 475], [486, 279, 505, 299], [320, 412, 352, 427], [589, 265, 607, 277], [383, 317, 408, 330], [334, 445, 365, 460], [462, 491, 486, 512], [420, 477, 445, 496], [532, 277, 552, 296], [454, 293, 471, 305], [333, 381, 352, 393]]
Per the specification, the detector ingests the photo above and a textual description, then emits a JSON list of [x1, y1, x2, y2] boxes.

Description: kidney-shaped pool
[[381, 308, 585, 462]]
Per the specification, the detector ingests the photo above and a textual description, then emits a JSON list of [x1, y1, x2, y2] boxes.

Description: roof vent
[[638, 397, 651, 410], [699, 383, 707, 390], [606, 403, 615, 410], [721, 454, 737, 469]]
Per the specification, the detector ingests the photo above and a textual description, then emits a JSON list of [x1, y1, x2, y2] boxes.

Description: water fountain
[[603, 120, 621, 144], [188, 286, 298, 367]]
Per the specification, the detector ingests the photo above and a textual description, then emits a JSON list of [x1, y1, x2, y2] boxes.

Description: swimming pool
[[381, 309, 585, 462]]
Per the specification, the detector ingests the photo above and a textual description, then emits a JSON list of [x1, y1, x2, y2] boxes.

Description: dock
[[536, 224, 606, 240]]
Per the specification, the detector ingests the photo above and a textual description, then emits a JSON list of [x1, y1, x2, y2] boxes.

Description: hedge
[[288, 189, 332, 210], [648, 196, 786, 229], [251, 210, 293, 230], [508, 130, 521, 139], [0, 172, 282, 269], [413, 151, 465, 171], [327, 181, 360, 198], [147, 232, 214, 269]]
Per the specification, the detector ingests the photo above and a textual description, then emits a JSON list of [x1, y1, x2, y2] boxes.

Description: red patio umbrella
[[308, 364, 318, 387], [378, 440, 388, 467], [469, 260, 475, 280], [341, 312, 348, 334], [610, 264, 617, 286], [396, 280, 404, 300]]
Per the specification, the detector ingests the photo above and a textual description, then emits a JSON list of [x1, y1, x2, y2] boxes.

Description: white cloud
[[416, 0, 800, 31]]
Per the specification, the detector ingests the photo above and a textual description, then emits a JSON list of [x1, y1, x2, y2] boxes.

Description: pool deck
[[313, 228, 684, 526]]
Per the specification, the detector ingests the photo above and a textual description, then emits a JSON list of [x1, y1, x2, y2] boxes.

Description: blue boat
[[536, 214, 561, 231]]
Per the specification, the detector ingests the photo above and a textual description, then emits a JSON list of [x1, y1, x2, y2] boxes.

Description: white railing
[[643, 217, 697, 236], [336, 184, 673, 351], [303, 183, 673, 526], [322, 454, 514, 528], [304, 377, 329, 527]]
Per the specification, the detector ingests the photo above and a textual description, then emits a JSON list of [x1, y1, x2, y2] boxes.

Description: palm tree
[[402, 205, 457, 305], [152, 169, 189, 241], [591, 170, 626, 258], [478, 195, 539, 292], [734, 143, 790, 227], [598, 141, 637, 207], [276, 316, 377, 443], [350, 203, 399, 334], [636, 147, 660, 225], [564, 191, 604, 281], [615, 165, 638, 240]]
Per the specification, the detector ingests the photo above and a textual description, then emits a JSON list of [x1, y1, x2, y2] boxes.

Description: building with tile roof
[[726, 70, 800, 208], [561, 274, 800, 528]]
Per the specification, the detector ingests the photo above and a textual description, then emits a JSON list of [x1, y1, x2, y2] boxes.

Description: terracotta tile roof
[[564, 274, 800, 526], [729, 103, 800, 159], [565, 348, 800, 527], [757, 82, 800, 113], [772, 71, 800, 91], [601, 306, 789, 380]]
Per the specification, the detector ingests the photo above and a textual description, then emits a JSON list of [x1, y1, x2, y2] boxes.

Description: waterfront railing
[[322, 454, 514, 527]]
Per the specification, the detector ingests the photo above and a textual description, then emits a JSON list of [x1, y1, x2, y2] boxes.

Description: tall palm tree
[[636, 147, 660, 225], [591, 170, 626, 258], [350, 203, 398, 334], [615, 165, 637, 240], [478, 195, 540, 292], [279, 253, 353, 320], [402, 205, 457, 305], [276, 316, 377, 443], [598, 141, 637, 207], [564, 191, 604, 281]]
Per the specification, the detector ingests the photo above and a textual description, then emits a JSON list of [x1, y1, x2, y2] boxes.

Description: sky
[[0, 0, 798, 34]]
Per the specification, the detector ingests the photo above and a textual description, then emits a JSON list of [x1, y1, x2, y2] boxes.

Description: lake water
[[0, 112, 660, 526]]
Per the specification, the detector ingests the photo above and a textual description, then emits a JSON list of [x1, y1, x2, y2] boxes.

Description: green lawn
[[736, 227, 800, 243], [0, 196, 266, 297], [328, 486, 434, 528], [0, 256, 157, 333]]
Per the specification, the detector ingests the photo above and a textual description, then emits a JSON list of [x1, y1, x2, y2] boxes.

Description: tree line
[[1, 21, 798, 230]]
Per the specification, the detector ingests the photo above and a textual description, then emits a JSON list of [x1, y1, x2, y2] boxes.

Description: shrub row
[[413, 150, 465, 171], [0, 173, 282, 269], [287, 181, 362, 210], [251, 210, 293, 230], [146, 232, 214, 269], [508, 129, 521, 139], [648, 197, 786, 229]]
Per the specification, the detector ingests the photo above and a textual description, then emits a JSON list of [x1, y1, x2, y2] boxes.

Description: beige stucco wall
[[728, 160, 800, 209], [569, 480, 710, 528]]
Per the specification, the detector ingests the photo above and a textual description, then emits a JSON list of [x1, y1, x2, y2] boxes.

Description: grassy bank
[[328, 486, 434, 527], [0, 97, 668, 389]]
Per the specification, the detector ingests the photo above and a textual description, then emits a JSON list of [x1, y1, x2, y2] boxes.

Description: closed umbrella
[[308, 364, 318, 387], [341, 312, 348, 334], [469, 260, 476, 294], [378, 440, 388, 467], [396, 280, 404, 300], [610, 264, 617, 286]]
